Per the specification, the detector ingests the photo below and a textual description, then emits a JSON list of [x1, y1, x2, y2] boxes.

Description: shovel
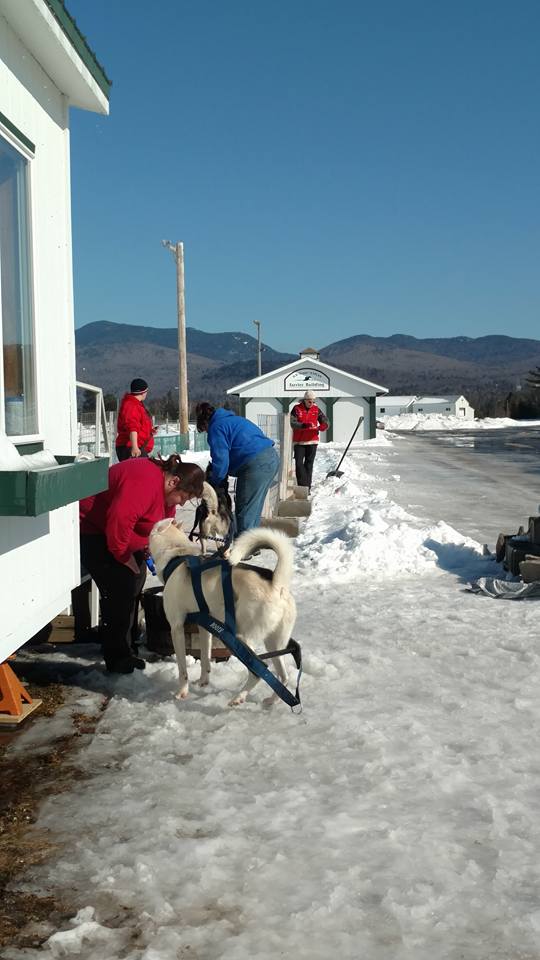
[[326, 416, 364, 478]]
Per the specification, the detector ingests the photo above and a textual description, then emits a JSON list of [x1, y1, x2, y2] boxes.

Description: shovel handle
[[333, 416, 364, 472]]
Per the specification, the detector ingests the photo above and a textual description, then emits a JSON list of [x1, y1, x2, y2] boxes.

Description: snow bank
[[380, 414, 540, 431], [0, 431, 58, 470], [297, 447, 487, 582]]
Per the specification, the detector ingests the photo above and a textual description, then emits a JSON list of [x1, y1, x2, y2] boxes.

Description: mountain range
[[75, 321, 540, 404]]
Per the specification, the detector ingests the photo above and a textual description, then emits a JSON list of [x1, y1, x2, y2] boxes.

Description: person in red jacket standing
[[80, 455, 204, 674], [115, 378, 155, 461], [290, 390, 329, 491]]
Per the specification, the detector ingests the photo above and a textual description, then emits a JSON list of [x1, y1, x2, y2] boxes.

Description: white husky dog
[[149, 519, 297, 706]]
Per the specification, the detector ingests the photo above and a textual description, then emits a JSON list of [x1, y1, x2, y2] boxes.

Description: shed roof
[[376, 396, 416, 406], [0, 0, 110, 112], [414, 396, 463, 404], [44, 0, 111, 98], [227, 355, 388, 395]]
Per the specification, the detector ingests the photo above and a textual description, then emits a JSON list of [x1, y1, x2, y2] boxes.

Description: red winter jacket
[[80, 458, 174, 563], [290, 402, 329, 444], [116, 393, 155, 453]]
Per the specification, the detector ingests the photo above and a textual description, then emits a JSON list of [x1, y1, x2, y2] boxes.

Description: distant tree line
[[79, 368, 540, 423]]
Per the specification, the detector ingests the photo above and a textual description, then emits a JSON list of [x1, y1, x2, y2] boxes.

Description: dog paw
[[263, 695, 277, 708], [175, 686, 189, 700], [228, 694, 246, 707], [199, 677, 209, 688]]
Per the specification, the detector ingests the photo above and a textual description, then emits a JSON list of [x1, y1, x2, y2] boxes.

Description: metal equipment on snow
[[326, 416, 364, 478]]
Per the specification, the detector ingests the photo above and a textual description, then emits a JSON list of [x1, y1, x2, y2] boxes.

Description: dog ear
[[154, 517, 175, 532], [174, 519, 183, 529]]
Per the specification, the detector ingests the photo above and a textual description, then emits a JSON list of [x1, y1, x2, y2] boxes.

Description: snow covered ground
[[380, 413, 540, 431], [7, 435, 540, 959]]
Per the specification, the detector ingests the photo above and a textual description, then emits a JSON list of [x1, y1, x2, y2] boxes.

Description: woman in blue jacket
[[195, 403, 279, 534]]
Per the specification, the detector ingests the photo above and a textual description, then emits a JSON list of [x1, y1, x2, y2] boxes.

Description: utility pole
[[162, 240, 189, 434], [253, 319, 262, 377]]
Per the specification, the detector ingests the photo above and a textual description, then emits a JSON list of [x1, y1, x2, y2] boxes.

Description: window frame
[[0, 117, 40, 442]]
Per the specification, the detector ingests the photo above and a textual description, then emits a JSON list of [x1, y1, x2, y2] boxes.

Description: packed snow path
[[7, 437, 540, 960]]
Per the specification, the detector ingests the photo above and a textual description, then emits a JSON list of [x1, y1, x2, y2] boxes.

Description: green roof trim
[[43, 0, 112, 100], [0, 111, 35, 153]]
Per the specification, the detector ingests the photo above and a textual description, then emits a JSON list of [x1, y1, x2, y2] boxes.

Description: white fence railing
[[76, 381, 112, 456], [258, 413, 293, 518]]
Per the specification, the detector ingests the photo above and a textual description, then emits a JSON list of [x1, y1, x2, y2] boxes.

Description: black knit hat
[[130, 378, 148, 394]]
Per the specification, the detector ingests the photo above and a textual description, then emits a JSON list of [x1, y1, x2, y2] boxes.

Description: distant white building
[[411, 396, 474, 419], [377, 394, 475, 420], [376, 396, 416, 416]]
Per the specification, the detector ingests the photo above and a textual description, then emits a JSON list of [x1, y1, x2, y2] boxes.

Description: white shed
[[376, 396, 416, 416], [0, 0, 110, 663], [411, 395, 475, 419], [227, 348, 388, 442]]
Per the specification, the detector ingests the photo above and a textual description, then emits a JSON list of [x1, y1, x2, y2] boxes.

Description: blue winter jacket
[[207, 408, 274, 483]]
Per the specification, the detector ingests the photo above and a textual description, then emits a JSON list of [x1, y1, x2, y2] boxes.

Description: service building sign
[[284, 368, 330, 392]]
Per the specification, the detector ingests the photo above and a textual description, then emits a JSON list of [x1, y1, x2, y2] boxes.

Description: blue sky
[[67, 0, 539, 352]]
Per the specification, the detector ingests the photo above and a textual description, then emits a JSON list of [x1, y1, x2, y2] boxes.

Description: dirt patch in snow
[[0, 680, 106, 950]]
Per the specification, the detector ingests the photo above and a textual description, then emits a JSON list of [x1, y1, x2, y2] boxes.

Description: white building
[[376, 396, 416, 416], [227, 348, 388, 442], [377, 394, 475, 420], [411, 395, 475, 419], [0, 0, 110, 662]]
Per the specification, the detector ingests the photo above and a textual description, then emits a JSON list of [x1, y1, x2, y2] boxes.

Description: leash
[[191, 533, 228, 544], [188, 502, 207, 543], [163, 554, 302, 711]]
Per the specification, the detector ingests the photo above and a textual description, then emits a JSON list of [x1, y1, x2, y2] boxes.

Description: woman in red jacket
[[80, 454, 204, 674], [290, 390, 328, 490], [115, 378, 155, 460]]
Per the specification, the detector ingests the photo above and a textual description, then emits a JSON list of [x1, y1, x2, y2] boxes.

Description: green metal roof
[[43, 0, 111, 100]]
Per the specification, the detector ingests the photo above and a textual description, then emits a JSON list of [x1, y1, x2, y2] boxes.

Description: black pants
[[115, 446, 148, 462], [80, 534, 147, 667], [294, 444, 317, 488]]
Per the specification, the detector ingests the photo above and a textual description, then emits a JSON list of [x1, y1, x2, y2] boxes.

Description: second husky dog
[[191, 480, 233, 555]]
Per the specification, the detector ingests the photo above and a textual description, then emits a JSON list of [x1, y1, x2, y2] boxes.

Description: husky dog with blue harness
[[149, 518, 297, 706]]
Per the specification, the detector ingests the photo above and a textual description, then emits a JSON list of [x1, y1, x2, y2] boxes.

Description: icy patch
[[45, 908, 126, 959]]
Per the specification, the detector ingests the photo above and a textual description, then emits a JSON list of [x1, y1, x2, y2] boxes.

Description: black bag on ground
[[141, 587, 173, 655], [141, 586, 230, 661]]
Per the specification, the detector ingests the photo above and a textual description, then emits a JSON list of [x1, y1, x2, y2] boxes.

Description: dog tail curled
[[228, 527, 293, 592], [201, 481, 219, 513]]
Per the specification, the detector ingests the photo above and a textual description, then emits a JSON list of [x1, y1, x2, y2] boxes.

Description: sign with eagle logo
[[284, 368, 330, 391]]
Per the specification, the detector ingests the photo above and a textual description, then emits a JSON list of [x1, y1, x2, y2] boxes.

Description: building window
[[418, 408, 423, 412], [445, 407, 451, 411], [0, 133, 36, 436], [380, 407, 385, 413]]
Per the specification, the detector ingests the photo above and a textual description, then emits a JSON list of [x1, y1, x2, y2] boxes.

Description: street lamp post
[[253, 320, 262, 377], [162, 240, 189, 435]]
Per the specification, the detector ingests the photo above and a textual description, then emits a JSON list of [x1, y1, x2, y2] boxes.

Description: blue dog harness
[[162, 553, 302, 711]]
